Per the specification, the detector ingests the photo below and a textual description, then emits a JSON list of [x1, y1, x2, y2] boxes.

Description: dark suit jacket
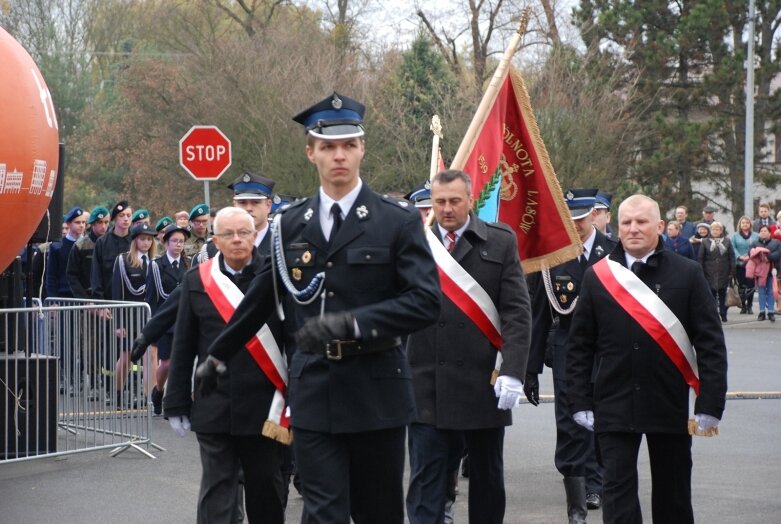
[[206, 181, 441, 434], [528, 229, 617, 379], [566, 237, 728, 434], [406, 213, 531, 430], [163, 254, 282, 435], [145, 255, 187, 335]]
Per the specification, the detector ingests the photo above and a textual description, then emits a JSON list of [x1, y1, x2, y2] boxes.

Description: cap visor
[[233, 193, 268, 200], [570, 207, 594, 220], [308, 124, 365, 140]]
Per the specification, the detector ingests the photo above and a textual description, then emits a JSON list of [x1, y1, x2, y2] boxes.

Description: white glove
[[494, 375, 524, 410], [573, 410, 594, 432], [694, 413, 720, 433], [169, 415, 191, 437]]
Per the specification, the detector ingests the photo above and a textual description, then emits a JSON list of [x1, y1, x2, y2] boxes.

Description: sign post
[[179, 125, 232, 210]]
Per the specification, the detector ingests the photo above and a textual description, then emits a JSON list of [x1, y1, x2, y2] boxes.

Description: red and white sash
[[592, 258, 700, 395], [426, 228, 504, 373], [199, 256, 291, 444]]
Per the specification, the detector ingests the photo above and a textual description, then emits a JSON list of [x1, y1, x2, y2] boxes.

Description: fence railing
[[1, 298, 163, 463]]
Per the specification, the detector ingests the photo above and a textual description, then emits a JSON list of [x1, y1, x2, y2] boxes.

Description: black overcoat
[[163, 254, 282, 435], [207, 182, 441, 434], [406, 214, 531, 430], [566, 238, 728, 434]]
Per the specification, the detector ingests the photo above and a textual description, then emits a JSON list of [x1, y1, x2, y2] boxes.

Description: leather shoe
[[150, 386, 163, 416], [586, 492, 602, 510], [758, 312, 766, 321], [770, 312, 776, 323]]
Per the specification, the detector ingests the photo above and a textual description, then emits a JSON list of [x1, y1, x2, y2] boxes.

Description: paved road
[[1, 320, 780, 523]]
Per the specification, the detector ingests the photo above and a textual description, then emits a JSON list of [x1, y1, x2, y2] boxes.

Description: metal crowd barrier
[[1, 298, 163, 464]]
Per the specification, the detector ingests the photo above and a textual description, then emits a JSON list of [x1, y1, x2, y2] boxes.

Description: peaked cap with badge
[[229, 172, 275, 200], [564, 188, 598, 220], [594, 191, 613, 210], [292, 92, 365, 140], [404, 180, 432, 208]]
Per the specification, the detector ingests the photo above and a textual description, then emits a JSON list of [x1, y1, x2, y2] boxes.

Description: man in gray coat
[[406, 169, 532, 524]]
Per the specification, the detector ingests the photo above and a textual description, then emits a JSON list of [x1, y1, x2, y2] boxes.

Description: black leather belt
[[303, 337, 402, 361]]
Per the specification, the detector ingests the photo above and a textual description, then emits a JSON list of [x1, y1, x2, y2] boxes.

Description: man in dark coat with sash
[[163, 207, 286, 524], [526, 188, 616, 522], [405, 170, 531, 524], [198, 92, 441, 524], [566, 194, 728, 524]]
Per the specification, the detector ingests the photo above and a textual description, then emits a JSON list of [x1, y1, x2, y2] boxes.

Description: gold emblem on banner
[[499, 153, 519, 201], [291, 268, 302, 281], [301, 251, 312, 264]]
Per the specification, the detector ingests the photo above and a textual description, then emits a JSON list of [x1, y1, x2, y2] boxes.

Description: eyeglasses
[[167, 239, 185, 245], [214, 229, 254, 240]]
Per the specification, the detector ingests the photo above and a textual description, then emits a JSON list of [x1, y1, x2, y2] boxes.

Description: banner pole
[[449, 8, 531, 171]]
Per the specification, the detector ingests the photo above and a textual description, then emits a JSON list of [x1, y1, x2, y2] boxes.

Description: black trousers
[[407, 423, 505, 524], [196, 432, 284, 524], [553, 377, 603, 494], [293, 426, 406, 524], [597, 432, 693, 524]]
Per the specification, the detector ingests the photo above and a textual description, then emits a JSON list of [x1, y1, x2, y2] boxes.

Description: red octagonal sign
[[179, 125, 232, 181]]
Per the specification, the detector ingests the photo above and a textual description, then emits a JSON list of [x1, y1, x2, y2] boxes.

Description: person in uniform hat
[[593, 190, 613, 239], [526, 188, 616, 523], [567, 194, 727, 524], [144, 223, 190, 415], [112, 222, 157, 395], [154, 216, 173, 254], [132, 208, 151, 226], [405, 180, 433, 223], [195, 92, 441, 523], [701, 204, 717, 226], [66, 206, 111, 399], [194, 172, 277, 266], [405, 170, 531, 524], [271, 194, 296, 215], [47, 207, 86, 299], [47, 206, 87, 395], [91, 200, 133, 300], [184, 203, 210, 263], [175, 210, 190, 228]]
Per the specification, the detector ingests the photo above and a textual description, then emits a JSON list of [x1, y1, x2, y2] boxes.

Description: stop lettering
[[179, 125, 232, 181]]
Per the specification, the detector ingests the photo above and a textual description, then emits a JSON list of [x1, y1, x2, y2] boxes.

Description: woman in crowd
[[690, 222, 711, 259], [698, 222, 735, 322], [664, 220, 696, 259], [748, 225, 781, 322], [112, 223, 157, 393], [731, 216, 759, 314]]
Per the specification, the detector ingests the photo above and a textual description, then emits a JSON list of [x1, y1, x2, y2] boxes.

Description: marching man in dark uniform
[[526, 189, 615, 523], [145, 223, 189, 415], [198, 92, 441, 523], [405, 170, 531, 524], [47, 207, 86, 299], [566, 194, 727, 524], [164, 207, 286, 524]]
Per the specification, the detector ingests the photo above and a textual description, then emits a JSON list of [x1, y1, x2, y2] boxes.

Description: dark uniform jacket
[[163, 254, 282, 435], [46, 236, 77, 298], [207, 182, 441, 434], [406, 214, 531, 430], [91, 228, 131, 300], [66, 230, 99, 298], [566, 237, 728, 434], [111, 253, 149, 302], [528, 229, 617, 380], [145, 254, 188, 334]]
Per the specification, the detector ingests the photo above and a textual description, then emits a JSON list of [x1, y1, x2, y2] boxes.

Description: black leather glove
[[130, 334, 149, 363], [295, 312, 355, 353], [194, 356, 227, 397], [523, 373, 540, 406]]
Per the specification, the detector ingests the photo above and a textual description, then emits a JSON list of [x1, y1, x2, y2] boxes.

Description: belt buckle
[[325, 340, 346, 361]]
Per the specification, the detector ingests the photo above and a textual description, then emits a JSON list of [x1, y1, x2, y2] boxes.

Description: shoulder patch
[[380, 194, 414, 214], [485, 221, 515, 236]]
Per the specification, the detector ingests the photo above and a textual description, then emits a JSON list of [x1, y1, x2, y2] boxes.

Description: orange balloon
[[1, 26, 60, 272]]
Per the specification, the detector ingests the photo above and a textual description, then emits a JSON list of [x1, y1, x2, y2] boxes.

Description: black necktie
[[631, 261, 644, 275], [579, 252, 588, 271], [172, 260, 179, 271], [142, 255, 148, 271], [331, 203, 343, 239]]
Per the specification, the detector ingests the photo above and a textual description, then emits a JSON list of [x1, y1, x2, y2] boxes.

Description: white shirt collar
[[582, 227, 597, 259], [436, 215, 471, 243], [166, 253, 180, 265], [319, 179, 363, 240], [255, 223, 269, 247], [625, 249, 656, 268], [136, 251, 149, 264]]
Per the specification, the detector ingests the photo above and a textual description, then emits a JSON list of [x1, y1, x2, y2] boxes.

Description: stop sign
[[179, 125, 231, 180]]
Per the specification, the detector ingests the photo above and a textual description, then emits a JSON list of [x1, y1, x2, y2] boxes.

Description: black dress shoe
[[769, 313, 776, 323], [150, 386, 163, 416], [758, 312, 766, 321], [586, 492, 602, 510]]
